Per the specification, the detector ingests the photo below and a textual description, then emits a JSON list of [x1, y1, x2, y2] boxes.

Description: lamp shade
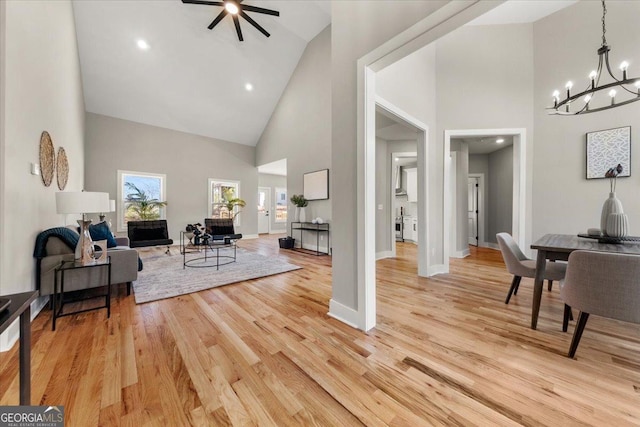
[[56, 192, 110, 214], [109, 199, 116, 212]]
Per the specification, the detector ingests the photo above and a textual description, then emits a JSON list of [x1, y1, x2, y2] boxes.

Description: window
[[117, 170, 166, 231], [208, 178, 241, 224], [275, 188, 287, 223]]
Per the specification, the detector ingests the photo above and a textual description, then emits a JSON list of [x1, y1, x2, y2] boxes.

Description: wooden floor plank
[[1, 237, 639, 426]]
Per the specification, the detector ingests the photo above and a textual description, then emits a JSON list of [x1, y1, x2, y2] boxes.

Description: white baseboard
[[450, 249, 470, 258], [427, 264, 449, 276], [376, 251, 393, 260], [328, 299, 360, 329], [0, 295, 49, 352], [269, 230, 286, 235], [484, 242, 499, 250], [243, 234, 259, 240]]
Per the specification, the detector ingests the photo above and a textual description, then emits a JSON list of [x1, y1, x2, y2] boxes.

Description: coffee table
[[181, 231, 237, 270]]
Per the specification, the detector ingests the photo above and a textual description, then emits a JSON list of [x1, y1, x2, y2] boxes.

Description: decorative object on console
[[606, 213, 629, 238], [548, 0, 640, 115], [290, 194, 308, 222], [599, 164, 626, 236], [56, 191, 110, 265], [586, 127, 630, 179], [93, 240, 108, 263], [56, 147, 69, 190], [39, 131, 55, 187], [181, 0, 280, 42]]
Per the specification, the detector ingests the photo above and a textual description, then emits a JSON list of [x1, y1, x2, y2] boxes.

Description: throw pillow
[[89, 221, 118, 248]]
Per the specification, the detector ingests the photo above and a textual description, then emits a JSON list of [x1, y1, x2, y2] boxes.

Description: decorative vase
[[294, 207, 300, 222], [299, 207, 307, 223], [600, 192, 624, 236], [606, 213, 629, 238]]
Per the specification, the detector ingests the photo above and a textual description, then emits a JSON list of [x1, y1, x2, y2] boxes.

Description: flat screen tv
[[303, 169, 329, 201]]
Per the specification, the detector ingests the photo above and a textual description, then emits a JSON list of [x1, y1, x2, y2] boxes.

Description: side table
[[0, 290, 39, 404], [53, 257, 111, 330]]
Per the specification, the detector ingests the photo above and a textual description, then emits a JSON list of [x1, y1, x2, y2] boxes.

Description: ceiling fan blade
[[232, 15, 244, 41], [182, 0, 224, 5], [241, 5, 279, 16], [240, 11, 270, 37], [208, 10, 228, 29]]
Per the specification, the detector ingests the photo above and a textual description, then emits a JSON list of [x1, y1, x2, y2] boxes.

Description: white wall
[[258, 173, 287, 233], [1, 0, 86, 350], [533, 1, 640, 238], [84, 113, 258, 240], [256, 26, 331, 237], [488, 146, 513, 242], [450, 141, 469, 254]]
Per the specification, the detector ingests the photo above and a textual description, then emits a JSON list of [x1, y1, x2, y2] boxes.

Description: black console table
[[0, 290, 39, 404], [290, 222, 330, 256]]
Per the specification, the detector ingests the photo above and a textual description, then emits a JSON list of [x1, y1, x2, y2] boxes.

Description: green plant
[[290, 194, 308, 207], [223, 198, 246, 219], [124, 182, 168, 220]]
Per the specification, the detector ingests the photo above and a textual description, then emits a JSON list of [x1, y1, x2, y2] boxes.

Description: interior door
[[468, 177, 479, 246], [258, 187, 271, 234]]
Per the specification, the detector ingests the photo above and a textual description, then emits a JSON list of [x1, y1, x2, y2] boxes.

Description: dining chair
[[561, 250, 640, 358], [496, 233, 567, 304]]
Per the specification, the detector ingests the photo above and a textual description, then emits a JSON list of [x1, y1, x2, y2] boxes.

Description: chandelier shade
[[548, 1, 640, 116]]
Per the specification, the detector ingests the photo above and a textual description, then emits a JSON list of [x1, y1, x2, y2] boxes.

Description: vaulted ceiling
[[72, 0, 330, 146]]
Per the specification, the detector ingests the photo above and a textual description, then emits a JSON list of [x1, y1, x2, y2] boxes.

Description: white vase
[[600, 192, 624, 236], [606, 213, 629, 238], [299, 207, 307, 223], [294, 207, 300, 222]]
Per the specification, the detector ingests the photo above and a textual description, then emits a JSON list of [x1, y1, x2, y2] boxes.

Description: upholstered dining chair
[[561, 250, 640, 358], [496, 232, 567, 304]]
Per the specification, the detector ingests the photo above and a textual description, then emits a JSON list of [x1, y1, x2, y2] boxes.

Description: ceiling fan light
[[496, 138, 504, 144], [225, 1, 239, 14]]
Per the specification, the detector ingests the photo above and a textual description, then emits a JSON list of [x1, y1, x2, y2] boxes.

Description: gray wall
[[258, 173, 287, 233], [450, 141, 469, 254], [1, 0, 86, 350], [488, 146, 513, 243], [84, 113, 258, 241], [469, 154, 490, 243], [256, 26, 331, 239], [533, 1, 640, 238]]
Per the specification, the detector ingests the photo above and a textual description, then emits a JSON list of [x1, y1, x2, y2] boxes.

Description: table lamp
[[99, 199, 117, 222], [56, 191, 110, 264]]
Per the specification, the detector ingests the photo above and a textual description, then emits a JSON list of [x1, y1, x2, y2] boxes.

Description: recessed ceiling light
[[137, 39, 150, 50], [395, 158, 399, 161], [245, 83, 253, 91], [496, 138, 504, 144], [225, 1, 239, 14]]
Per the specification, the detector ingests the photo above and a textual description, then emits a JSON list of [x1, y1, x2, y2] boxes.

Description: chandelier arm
[[555, 78, 640, 109], [549, 96, 640, 115]]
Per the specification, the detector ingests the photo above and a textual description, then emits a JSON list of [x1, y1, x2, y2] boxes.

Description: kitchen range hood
[[395, 166, 407, 196]]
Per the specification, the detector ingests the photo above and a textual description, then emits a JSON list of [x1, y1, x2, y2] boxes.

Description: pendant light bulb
[[225, 1, 239, 14]]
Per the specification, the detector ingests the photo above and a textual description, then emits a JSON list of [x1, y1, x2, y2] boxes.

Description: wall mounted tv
[[303, 169, 329, 201]]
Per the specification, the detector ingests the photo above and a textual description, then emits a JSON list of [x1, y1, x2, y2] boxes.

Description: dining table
[[529, 234, 640, 330]]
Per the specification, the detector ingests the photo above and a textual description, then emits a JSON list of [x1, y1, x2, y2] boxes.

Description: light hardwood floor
[[1, 236, 639, 426]]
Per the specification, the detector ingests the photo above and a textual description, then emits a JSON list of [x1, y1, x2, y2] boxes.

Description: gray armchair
[[561, 250, 640, 358], [496, 232, 567, 304]]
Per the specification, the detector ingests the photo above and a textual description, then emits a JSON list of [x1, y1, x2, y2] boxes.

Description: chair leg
[[127, 282, 131, 296], [505, 276, 521, 304], [513, 277, 520, 295], [568, 312, 590, 358], [562, 304, 571, 332], [547, 280, 553, 291]]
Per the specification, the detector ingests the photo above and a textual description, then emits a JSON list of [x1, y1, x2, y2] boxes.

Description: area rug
[[133, 248, 301, 303]]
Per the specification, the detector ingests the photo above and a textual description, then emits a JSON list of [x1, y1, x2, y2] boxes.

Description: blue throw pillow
[[89, 221, 118, 248]]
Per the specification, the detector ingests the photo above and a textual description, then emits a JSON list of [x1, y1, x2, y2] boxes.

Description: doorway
[[468, 176, 479, 246], [258, 187, 271, 234]]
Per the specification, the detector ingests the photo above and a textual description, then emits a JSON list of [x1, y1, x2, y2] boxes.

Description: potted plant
[[223, 198, 247, 220], [290, 194, 308, 222], [124, 182, 168, 220]]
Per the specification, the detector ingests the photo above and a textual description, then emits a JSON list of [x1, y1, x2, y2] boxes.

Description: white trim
[[208, 178, 242, 226], [444, 128, 527, 272], [242, 234, 259, 240], [328, 299, 360, 329], [269, 230, 286, 235], [427, 264, 448, 276], [376, 251, 393, 260], [450, 249, 470, 259], [117, 170, 167, 232], [352, 1, 501, 332], [485, 242, 500, 250]]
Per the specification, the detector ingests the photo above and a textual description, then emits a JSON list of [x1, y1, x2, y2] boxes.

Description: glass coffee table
[[181, 232, 238, 270]]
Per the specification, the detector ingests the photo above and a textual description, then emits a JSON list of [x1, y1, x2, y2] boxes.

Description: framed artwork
[[586, 126, 631, 179], [303, 169, 329, 200]]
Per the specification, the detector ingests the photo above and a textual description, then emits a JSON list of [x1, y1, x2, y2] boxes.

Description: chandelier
[[548, 0, 640, 115]]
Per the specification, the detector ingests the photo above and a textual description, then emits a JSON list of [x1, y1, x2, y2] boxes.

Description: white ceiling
[[257, 158, 287, 176], [453, 136, 514, 155], [72, 0, 330, 146], [467, 0, 578, 26]]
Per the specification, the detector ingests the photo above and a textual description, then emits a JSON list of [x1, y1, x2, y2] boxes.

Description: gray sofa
[[36, 233, 139, 297]]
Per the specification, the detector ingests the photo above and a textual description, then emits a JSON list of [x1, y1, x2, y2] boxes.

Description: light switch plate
[[30, 163, 41, 176]]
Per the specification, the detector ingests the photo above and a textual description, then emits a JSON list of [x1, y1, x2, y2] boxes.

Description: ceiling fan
[[182, 0, 280, 42]]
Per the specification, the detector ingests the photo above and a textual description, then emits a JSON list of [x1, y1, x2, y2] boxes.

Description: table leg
[[19, 305, 31, 405], [107, 262, 111, 318], [531, 249, 547, 329]]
